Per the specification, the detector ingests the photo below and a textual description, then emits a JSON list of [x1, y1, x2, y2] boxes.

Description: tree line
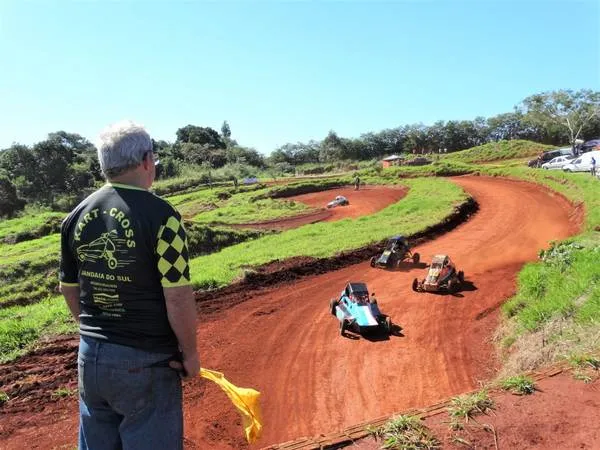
[[1, 89, 598, 218], [269, 90, 600, 165]]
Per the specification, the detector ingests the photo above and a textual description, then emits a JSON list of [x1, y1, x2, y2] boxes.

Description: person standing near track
[[59, 120, 200, 450], [354, 174, 361, 191], [591, 156, 596, 177]]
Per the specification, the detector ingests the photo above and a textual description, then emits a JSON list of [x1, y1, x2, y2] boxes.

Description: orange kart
[[412, 254, 464, 293]]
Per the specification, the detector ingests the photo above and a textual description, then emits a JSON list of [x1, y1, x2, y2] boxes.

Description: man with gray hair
[[59, 120, 200, 449]]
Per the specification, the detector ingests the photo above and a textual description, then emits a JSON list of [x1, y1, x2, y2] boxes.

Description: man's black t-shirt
[[59, 183, 191, 353]]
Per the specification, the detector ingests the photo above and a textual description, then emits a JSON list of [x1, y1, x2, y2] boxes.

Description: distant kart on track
[[326, 195, 349, 208], [330, 282, 393, 336], [370, 235, 419, 269], [412, 254, 464, 293]]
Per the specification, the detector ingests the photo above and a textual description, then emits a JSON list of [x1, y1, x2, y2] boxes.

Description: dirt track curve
[[233, 186, 407, 230], [0, 176, 580, 449], [187, 176, 579, 449]]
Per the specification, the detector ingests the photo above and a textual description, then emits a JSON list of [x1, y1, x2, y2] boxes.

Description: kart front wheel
[[370, 257, 376, 268], [458, 271, 464, 283], [412, 278, 419, 292], [385, 316, 393, 335], [412, 252, 420, 264]]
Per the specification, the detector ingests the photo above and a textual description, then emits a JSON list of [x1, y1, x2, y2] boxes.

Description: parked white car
[[562, 151, 600, 173], [541, 155, 574, 170]]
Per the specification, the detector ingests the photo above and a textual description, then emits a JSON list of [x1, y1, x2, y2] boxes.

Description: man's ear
[[142, 154, 151, 171]]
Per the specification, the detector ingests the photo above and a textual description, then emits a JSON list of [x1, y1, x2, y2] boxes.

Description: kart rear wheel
[[340, 319, 347, 336], [458, 271, 464, 283], [412, 252, 420, 264], [329, 299, 338, 316], [412, 278, 419, 292], [448, 279, 458, 293]]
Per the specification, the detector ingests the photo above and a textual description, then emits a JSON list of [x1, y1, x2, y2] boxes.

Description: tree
[[520, 89, 600, 146], [221, 121, 231, 139], [180, 142, 227, 168], [47, 131, 95, 154], [320, 130, 348, 161], [176, 125, 226, 149], [0, 144, 43, 199], [226, 145, 265, 167], [0, 173, 26, 217], [32, 138, 75, 200], [487, 111, 540, 141]]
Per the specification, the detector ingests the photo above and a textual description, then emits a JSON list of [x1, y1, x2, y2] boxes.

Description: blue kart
[[329, 282, 393, 336]]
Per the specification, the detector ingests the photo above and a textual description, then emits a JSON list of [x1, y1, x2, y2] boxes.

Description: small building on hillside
[[381, 155, 404, 168]]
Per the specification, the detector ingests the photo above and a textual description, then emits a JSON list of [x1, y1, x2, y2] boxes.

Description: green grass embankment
[[0, 211, 64, 243], [443, 140, 556, 164], [189, 177, 468, 289]]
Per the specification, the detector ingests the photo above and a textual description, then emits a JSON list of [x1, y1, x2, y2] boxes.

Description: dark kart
[[412, 254, 464, 293], [327, 195, 349, 208], [330, 282, 393, 336], [370, 235, 420, 269]]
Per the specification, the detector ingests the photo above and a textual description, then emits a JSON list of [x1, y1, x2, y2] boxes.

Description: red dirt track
[[0, 176, 581, 449], [234, 186, 407, 230], [352, 370, 600, 450]]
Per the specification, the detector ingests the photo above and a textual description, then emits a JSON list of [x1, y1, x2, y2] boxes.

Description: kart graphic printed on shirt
[[76, 230, 134, 270]]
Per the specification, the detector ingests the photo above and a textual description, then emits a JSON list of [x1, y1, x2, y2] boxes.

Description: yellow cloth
[[199, 368, 263, 443]]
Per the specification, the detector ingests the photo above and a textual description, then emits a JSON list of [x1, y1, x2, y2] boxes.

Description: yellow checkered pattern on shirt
[[156, 216, 191, 287]]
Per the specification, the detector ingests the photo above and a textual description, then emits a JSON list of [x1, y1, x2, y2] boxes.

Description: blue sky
[[1, 1, 598, 155]]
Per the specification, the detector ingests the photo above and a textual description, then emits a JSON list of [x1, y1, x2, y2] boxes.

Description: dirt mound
[[0, 176, 582, 450]]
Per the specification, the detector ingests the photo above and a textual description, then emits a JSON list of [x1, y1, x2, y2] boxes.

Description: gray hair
[[96, 120, 153, 178]]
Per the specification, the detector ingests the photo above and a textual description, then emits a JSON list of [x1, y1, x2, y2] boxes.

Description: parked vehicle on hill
[[326, 195, 349, 208], [528, 147, 573, 168], [578, 139, 600, 154], [330, 282, 393, 336], [562, 151, 600, 173], [541, 155, 575, 170], [412, 254, 464, 293], [370, 235, 420, 269]]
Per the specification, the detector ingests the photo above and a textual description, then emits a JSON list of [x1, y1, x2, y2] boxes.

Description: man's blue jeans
[[78, 336, 183, 450]]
